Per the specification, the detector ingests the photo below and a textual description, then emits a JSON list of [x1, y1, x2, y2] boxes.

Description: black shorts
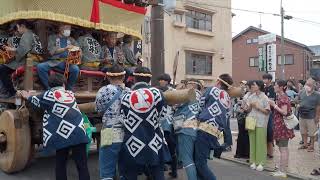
[[276, 139, 289, 147]]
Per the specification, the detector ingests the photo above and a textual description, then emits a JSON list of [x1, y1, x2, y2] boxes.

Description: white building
[[142, 0, 232, 86]]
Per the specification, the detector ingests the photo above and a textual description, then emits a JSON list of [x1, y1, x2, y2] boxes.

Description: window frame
[[185, 51, 213, 76], [174, 13, 183, 23], [252, 38, 258, 43], [249, 57, 259, 67], [186, 9, 213, 32], [277, 54, 294, 65]]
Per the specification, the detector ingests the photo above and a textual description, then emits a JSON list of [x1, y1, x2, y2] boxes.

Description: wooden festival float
[[0, 0, 242, 174], [0, 0, 152, 173]]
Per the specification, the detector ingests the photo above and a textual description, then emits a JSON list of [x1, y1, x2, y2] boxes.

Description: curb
[[220, 156, 317, 180]]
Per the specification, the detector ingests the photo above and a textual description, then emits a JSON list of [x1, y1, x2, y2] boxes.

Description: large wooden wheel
[[0, 110, 31, 173]]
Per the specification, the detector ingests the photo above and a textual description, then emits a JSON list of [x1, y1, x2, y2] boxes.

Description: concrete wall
[[162, 0, 232, 86], [232, 29, 313, 85]]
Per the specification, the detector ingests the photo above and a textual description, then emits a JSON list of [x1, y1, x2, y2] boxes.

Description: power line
[[292, 17, 320, 26], [286, 10, 320, 14], [177, 0, 280, 16], [177, 0, 320, 27]]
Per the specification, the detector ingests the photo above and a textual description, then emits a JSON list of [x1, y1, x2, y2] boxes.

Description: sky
[[232, 0, 320, 46]]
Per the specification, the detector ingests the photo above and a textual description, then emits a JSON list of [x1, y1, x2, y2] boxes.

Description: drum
[[0, 48, 14, 64], [66, 47, 81, 65], [64, 47, 81, 78]]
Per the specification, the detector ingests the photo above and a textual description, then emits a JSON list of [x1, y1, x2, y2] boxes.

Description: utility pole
[[258, 13, 262, 29], [150, 0, 165, 85], [280, 0, 285, 80]]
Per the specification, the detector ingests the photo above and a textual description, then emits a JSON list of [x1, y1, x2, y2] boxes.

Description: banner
[[258, 45, 266, 72]]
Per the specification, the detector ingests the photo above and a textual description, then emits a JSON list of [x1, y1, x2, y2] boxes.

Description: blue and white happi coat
[[28, 87, 88, 151], [120, 82, 171, 165], [172, 89, 202, 137], [159, 87, 175, 133], [159, 103, 174, 133], [95, 84, 129, 143], [197, 86, 232, 149]]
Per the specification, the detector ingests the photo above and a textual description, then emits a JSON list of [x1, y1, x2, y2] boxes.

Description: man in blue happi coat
[[37, 24, 80, 90], [172, 79, 202, 180], [20, 75, 90, 180], [95, 64, 129, 180], [194, 74, 234, 180], [157, 73, 177, 178], [120, 67, 171, 180], [1, 20, 43, 98]]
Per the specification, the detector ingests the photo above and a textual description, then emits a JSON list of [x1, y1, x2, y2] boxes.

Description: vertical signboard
[[258, 45, 266, 72], [267, 44, 277, 72], [258, 34, 277, 80]]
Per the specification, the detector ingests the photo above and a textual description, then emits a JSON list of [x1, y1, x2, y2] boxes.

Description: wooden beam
[[24, 58, 34, 90]]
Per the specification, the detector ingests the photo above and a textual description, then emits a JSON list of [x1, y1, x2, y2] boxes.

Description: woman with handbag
[[268, 80, 295, 178], [234, 81, 253, 159], [245, 80, 270, 172]]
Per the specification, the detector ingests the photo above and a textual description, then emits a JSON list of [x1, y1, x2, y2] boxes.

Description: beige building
[[143, 0, 232, 86]]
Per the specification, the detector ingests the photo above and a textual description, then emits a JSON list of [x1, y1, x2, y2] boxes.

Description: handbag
[[245, 116, 256, 130], [283, 114, 299, 129]]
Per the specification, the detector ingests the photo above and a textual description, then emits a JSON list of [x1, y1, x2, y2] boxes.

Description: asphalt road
[[0, 153, 298, 180]]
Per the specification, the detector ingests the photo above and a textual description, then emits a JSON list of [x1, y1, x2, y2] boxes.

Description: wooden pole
[[77, 89, 197, 113], [24, 57, 33, 90], [78, 102, 96, 113]]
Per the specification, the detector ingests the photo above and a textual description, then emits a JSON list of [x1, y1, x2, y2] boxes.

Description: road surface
[[0, 153, 298, 180]]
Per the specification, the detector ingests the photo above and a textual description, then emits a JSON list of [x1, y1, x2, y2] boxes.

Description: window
[[249, 57, 259, 67], [186, 10, 212, 31], [174, 13, 183, 23], [247, 38, 258, 44], [277, 54, 294, 65], [186, 52, 212, 75]]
